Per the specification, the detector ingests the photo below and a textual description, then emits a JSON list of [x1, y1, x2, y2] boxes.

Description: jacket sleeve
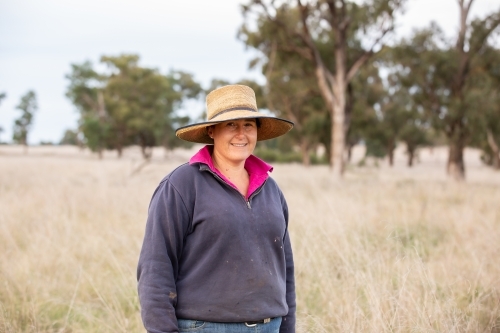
[[137, 179, 191, 333], [280, 195, 296, 333]]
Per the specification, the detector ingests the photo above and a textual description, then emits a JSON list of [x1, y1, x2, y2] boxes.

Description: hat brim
[[175, 110, 294, 144]]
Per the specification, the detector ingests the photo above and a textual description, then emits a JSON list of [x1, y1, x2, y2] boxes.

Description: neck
[[212, 151, 250, 197], [212, 152, 246, 177], [212, 153, 245, 174]]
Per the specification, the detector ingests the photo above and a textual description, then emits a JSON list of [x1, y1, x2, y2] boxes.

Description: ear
[[206, 126, 214, 138]]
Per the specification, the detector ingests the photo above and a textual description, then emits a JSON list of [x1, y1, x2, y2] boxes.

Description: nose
[[235, 125, 245, 136]]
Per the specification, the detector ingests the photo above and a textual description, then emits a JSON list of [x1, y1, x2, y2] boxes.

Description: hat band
[[210, 106, 257, 120]]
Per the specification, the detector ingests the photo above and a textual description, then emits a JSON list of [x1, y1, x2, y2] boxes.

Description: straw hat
[[175, 84, 294, 144]]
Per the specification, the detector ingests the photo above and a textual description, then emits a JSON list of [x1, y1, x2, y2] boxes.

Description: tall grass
[[1, 146, 499, 332]]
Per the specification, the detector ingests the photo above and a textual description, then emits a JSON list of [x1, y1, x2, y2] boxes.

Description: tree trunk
[[331, 44, 347, 179], [346, 142, 355, 163], [116, 146, 123, 158], [486, 128, 500, 170], [407, 144, 415, 167], [492, 152, 500, 170], [445, 1, 471, 181], [314, 63, 344, 179], [299, 141, 311, 166], [387, 139, 395, 167], [330, 101, 345, 177], [141, 145, 152, 160], [447, 138, 465, 181]]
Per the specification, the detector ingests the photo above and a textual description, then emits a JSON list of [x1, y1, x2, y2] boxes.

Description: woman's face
[[207, 119, 258, 165]]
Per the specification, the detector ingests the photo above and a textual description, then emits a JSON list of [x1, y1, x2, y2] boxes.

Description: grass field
[[1, 145, 499, 332]]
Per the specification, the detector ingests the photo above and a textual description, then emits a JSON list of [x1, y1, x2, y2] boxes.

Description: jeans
[[177, 317, 282, 333]]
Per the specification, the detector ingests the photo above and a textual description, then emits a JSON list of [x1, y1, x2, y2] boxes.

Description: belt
[[244, 318, 272, 327]]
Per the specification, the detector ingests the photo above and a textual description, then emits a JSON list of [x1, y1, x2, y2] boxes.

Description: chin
[[231, 152, 252, 161]]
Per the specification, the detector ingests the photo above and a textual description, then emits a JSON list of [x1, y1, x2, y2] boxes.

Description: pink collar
[[189, 145, 273, 199]]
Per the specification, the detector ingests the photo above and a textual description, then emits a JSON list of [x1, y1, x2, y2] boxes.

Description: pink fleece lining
[[189, 145, 273, 199]]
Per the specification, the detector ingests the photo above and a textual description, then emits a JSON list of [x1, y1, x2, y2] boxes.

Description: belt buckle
[[244, 318, 271, 327]]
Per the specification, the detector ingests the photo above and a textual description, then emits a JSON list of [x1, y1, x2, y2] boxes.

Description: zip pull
[[246, 200, 251, 209]]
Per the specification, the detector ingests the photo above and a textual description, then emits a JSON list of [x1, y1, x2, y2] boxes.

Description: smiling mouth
[[231, 143, 247, 147]]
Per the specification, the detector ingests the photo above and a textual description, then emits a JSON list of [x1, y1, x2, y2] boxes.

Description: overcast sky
[[0, 0, 498, 144]]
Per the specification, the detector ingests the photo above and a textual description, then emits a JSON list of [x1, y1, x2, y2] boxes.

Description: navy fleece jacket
[[137, 147, 296, 333]]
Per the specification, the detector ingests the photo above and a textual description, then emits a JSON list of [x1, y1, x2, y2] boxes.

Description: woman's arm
[[137, 179, 190, 333], [279, 193, 296, 333], [280, 230, 296, 333]]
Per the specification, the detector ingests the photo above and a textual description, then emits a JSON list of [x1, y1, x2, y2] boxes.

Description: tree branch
[[346, 16, 394, 83]]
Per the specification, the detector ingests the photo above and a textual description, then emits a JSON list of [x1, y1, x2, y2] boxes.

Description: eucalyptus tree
[[65, 61, 108, 158], [240, 0, 406, 178], [67, 54, 202, 159], [246, 31, 328, 165], [12, 90, 37, 152], [159, 70, 203, 153], [101, 54, 171, 158], [59, 129, 81, 146], [388, 1, 500, 180], [468, 44, 500, 169], [264, 57, 327, 166]]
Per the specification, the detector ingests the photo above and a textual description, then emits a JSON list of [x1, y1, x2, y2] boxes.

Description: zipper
[[242, 179, 268, 209], [206, 169, 252, 209], [248, 180, 267, 207], [203, 167, 267, 210]]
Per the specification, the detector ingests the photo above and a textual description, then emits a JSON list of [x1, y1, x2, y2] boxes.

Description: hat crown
[[206, 85, 258, 121]]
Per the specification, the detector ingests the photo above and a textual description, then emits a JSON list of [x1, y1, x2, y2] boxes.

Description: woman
[[137, 84, 295, 333]]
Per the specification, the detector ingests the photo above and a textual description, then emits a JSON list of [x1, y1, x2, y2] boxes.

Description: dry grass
[[1, 145, 499, 333]]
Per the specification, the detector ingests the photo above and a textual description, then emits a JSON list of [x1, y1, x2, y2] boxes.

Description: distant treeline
[[3, 1, 500, 181]]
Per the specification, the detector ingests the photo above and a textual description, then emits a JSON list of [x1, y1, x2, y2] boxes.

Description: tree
[[468, 44, 500, 169], [389, 2, 500, 180], [101, 54, 167, 158], [241, 0, 406, 179], [160, 70, 203, 154], [66, 54, 202, 159], [12, 90, 37, 152], [347, 62, 388, 163], [247, 32, 328, 165], [59, 129, 82, 146], [444, 1, 500, 179], [65, 61, 108, 158], [399, 115, 430, 167]]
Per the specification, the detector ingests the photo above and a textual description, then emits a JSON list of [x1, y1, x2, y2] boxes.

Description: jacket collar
[[189, 145, 273, 199]]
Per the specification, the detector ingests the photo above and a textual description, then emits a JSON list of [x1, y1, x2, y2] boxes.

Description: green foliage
[[253, 146, 302, 164], [239, 5, 330, 164], [466, 45, 500, 168], [66, 54, 202, 158], [59, 129, 81, 146], [384, 6, 500, 175], [364, 138, 386, 158], [12, 90, 37, 146], [240, 0, 407, 170]]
